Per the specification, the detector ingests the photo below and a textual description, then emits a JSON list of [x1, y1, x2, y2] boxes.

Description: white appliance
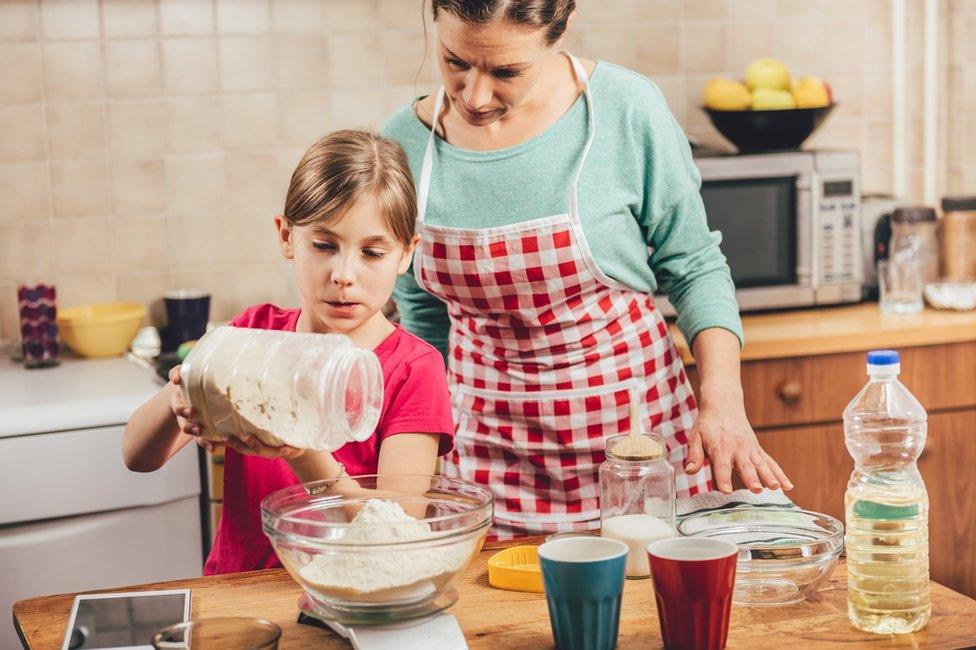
[[0, 355, 202, 649], [660, 148, 863, 313]]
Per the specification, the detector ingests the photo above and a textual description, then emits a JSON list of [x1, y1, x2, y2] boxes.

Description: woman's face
[[434, 12, 563, 126]]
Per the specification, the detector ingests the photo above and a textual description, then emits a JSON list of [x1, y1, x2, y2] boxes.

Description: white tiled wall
[[0, 0, 971, 341]]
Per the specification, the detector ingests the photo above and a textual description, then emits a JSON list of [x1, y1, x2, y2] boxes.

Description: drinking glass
[[878, 260, 923, 314], [152, 617, 281, 649], [648, 537, 738, 650], [538, 536, 628, 650]]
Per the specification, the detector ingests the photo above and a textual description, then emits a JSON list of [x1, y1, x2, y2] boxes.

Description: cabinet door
[[919, 409, 976, 598], [753, 422, 851, 523]]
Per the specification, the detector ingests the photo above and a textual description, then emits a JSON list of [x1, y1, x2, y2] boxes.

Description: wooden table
[[14, 539, 976, 649]]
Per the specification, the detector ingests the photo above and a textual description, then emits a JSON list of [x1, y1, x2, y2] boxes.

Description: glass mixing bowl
[[262, 474, 492, 625], [677, 507, 844, 606]]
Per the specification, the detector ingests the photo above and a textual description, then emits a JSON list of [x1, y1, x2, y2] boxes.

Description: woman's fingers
[[735, 451, 762, 493], [750, 450, 779, 491], [709, 445, 735, 494], [764, 453, 794, 491], [684, 430, 705, 473]]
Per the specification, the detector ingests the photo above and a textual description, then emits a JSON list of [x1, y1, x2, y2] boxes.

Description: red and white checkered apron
[[414, 54, 712, 540]]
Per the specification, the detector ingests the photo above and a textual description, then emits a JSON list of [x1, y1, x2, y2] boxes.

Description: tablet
[[62, 589, 191, 650]]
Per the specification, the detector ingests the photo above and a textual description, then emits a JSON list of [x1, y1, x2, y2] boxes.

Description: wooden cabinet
[[690, 341, 976, 598], [734, 342, 976, 430]]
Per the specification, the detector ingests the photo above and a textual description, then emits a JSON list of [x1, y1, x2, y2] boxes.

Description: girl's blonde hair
[[283, 130, 417, 246]]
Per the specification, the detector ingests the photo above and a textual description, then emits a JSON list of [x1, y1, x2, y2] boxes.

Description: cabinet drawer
[[0, 425, 199, 526], [688, 341, 976, 430]]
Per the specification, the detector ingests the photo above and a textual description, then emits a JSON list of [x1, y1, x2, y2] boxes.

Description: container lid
[[866, 349, 900, 376], [891, 206, 937, 223], [942, 195, 976, 211], [608, 435, 664, 460]]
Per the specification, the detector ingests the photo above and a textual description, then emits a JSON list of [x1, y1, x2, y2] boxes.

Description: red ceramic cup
[[647, 537, 738, 650]]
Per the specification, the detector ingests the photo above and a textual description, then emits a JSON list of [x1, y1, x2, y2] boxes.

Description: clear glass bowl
[[677, 507, 844, 606], [923, 279, 976, 310], [261, 475, 492, 624]]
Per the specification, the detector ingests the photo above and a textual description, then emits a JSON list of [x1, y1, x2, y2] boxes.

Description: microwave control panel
[[818, 178, 860, 284]]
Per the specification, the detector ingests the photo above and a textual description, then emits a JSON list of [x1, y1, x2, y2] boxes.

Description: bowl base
[[298, 588, 459, 626], [732, 578, 802, 607]]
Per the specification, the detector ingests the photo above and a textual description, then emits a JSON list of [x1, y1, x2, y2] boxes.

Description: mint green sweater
[[382, 61, 743, 359]]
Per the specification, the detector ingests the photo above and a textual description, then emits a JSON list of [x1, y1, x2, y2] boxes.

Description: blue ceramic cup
[[538, 536, 629, 650]]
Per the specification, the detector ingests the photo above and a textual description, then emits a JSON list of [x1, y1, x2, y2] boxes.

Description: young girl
[[123, 130, 455, 575]]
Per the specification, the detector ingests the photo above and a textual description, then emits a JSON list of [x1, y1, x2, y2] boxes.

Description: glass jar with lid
[[889, 206, 939, 282], [599, 434, 677, 578], [179, 326, 382, 451], [941, 195, 976, 280]]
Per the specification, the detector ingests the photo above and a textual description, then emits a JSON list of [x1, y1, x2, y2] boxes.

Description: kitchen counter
[[14, 538, 976, 649], [0, 354, 161, 438], [672, 303, 976, 364]]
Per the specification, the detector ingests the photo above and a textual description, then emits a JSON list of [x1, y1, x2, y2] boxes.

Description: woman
[[382, 0, 792, 539]]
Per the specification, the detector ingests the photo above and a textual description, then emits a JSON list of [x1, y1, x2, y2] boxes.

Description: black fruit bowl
[[703, 104, 836, 152]]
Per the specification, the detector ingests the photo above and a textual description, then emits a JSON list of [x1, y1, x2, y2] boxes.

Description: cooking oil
[[843, 350, 930, 634], [844, 483, 930, 633]]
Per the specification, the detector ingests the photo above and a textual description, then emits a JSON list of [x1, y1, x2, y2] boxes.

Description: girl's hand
[[225, 434, 306, 460], [684, 400, 793, 495], [168, 365, 203, 438]]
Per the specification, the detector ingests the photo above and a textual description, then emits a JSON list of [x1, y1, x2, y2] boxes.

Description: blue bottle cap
[[866, 349, 900, 365]]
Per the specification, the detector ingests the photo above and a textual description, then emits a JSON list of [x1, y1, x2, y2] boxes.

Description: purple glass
[[18, 283, 60, 368]]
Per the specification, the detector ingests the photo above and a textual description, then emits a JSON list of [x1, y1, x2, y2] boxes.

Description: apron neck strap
[[417, 86, 446, 225]]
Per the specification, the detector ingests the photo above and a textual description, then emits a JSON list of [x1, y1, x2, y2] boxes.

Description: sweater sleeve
[[634, 82, 744, 348], [392, 270, 451, 362]]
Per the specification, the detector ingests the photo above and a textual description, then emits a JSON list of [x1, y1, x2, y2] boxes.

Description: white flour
[[197, 328, 348, 451], [299, 499, 477, 594], [601, 513, 676, 577]]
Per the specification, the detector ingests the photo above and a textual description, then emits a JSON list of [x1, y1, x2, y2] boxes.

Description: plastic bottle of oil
[[844, 349, 930, 634]]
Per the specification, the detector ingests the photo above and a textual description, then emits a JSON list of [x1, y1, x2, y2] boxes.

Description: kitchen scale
[[297, 592, 468, 650]]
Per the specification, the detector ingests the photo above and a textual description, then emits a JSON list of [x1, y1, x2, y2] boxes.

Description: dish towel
[[677, 488, 795, 522]]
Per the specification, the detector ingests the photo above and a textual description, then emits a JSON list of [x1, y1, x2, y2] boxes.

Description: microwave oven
[[659, 148, 863, 315]]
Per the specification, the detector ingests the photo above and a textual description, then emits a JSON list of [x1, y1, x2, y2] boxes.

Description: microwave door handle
[[795, 174, 815, 286]]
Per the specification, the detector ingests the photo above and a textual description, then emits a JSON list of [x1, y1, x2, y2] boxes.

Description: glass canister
[[889, 206, 939, 282], [180, 326, 383, 451], [599, 434, 677, 578], [941, 195, 976, 280]]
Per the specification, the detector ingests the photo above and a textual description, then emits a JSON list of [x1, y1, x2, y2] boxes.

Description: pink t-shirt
[[203, 304, 455, 575]]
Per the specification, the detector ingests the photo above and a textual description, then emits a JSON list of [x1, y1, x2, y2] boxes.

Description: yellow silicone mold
[[487, 545, 544, 593]]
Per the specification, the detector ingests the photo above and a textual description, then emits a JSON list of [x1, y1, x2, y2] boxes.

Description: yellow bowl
[[57, 302, 146, 358], [487, 545, 544, 593]]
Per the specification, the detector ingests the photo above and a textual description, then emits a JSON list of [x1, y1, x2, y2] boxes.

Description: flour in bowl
[[298, 499, 478, 594]]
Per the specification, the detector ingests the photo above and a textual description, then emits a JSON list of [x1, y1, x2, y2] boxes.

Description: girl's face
[[435, 12, 565, 126], [276, 194, 417, 343]]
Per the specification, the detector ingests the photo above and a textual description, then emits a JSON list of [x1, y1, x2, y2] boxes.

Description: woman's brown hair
[[430, 0, 576, 46], [283, 130, 417, 246]]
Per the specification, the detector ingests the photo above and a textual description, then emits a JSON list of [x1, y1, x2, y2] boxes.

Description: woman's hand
[[686, 327, 793, 495], [684, 400, 792, 494]]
